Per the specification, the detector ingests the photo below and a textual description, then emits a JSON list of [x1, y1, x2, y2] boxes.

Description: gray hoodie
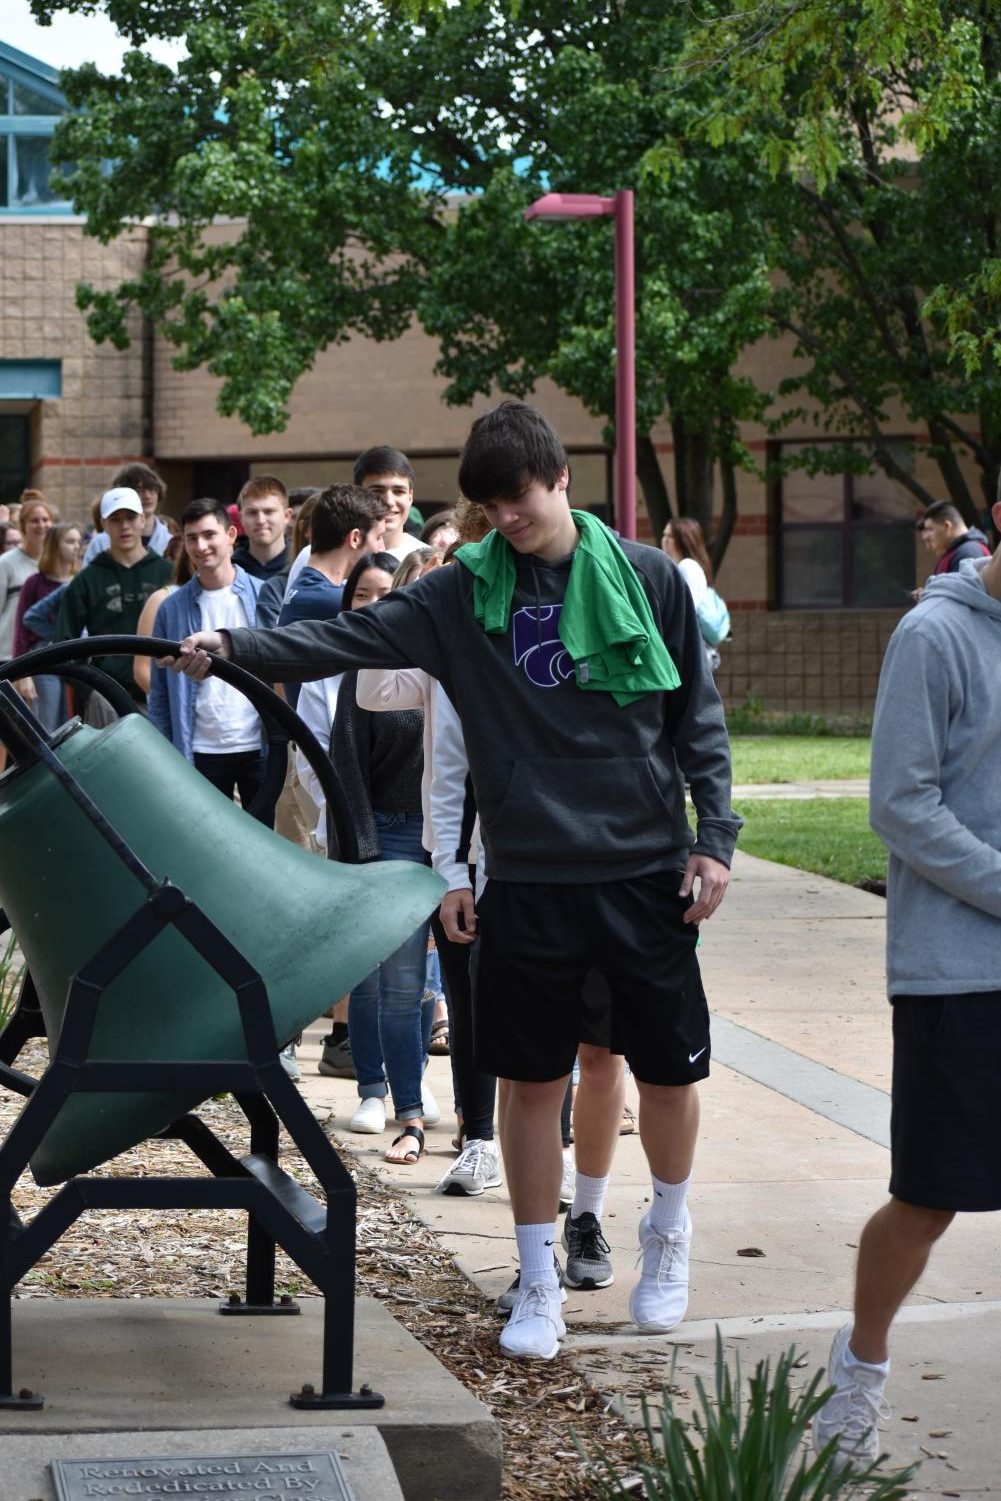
[[225, 537, 740, 884], [871, 555, 1001, 995]]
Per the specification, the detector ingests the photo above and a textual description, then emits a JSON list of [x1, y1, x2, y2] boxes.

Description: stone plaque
[[53, 1451, 356, 1501]]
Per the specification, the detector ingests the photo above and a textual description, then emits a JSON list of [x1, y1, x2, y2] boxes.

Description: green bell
[[0, 713, 444, 1187]]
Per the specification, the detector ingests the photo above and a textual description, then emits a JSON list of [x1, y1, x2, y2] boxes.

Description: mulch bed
[[2, 1042, 639, 1499]]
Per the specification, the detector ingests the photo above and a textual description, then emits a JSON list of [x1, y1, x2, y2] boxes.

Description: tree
[[34, 0, 441, 435], [677, 0, 984, 186], [34, 0, 777, 556], [393, 3, 775, 552], [674, 1, 1001, 517]]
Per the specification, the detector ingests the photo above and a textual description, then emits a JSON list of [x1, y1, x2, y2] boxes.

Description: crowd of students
[[156, 404, 739, 1372], [2, 418, 996, 1471], [0, 410, 740, 1376]]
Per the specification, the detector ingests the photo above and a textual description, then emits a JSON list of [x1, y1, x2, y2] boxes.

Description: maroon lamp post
[[524, 190, 636, 540]]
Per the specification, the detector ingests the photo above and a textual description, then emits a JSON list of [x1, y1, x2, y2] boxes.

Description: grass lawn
[[734, 797, 887, 888], [730, 736, 871, 784]]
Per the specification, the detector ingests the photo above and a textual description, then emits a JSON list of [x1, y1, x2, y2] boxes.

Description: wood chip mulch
[[1, 1042, 639, 1499]]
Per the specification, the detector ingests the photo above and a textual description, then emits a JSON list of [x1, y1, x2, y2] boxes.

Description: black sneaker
[[561, 1209, 614, 1289], [495, 1255, 565, 1315]]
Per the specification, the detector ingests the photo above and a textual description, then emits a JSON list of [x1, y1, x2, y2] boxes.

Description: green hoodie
[[54, 549, 172, 702]]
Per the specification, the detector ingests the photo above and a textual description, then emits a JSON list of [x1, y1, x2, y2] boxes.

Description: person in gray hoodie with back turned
[[165, 400, 741, 1363], [813, 503, 1001, 1468]]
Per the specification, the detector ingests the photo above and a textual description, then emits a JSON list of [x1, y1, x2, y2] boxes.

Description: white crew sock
[[571, 1171, 609, 1222], [647, 1172, 691, 1234], [514, 1222, 560, 1287], [845, 1340, 890, 1376]]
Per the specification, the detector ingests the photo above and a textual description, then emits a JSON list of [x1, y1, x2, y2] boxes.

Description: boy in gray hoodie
[[167, 401, 741, 1361], [813, 500, 1001, 1465]]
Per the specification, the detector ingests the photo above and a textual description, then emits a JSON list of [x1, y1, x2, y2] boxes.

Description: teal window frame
[[0, 47, 71, 216], [0, 360, 62, 399]]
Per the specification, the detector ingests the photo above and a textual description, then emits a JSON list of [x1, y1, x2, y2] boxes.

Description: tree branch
[[775, 314, 939, 507], [636, 433, 671, 537], [712, 445, 738, 572], [935, 411, 988, 470], [795, 183, 906, 369]]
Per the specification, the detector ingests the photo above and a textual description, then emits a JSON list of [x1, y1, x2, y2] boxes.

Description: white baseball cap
[[99, 487, 143, 520]]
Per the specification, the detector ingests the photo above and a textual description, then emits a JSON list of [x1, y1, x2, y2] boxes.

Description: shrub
[[579, 1331, 915, 1500]]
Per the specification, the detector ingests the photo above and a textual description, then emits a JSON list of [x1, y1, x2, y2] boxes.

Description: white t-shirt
[[0, 549, 38, 660], [676, 556, 709, 608], [294, 674, 342, 845], [192, 585, 262, 753], [384, 532, 423, 563]]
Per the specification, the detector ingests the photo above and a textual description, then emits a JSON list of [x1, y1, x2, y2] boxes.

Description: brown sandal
[[428, 1017, 450, 1055], [385, 1126, 426, 1165]]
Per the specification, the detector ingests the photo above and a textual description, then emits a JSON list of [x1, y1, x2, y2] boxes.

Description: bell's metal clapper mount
[[0, 641, 447, 1415]]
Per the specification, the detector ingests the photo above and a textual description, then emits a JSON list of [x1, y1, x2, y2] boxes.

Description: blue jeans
[[349, 812, 433, 1121], [425, 946, 443, 997], [34, 675, 67, 734]]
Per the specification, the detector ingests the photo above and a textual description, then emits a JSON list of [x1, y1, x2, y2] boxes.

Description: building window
[[775, 441, 917, 608], [0, 52, 69, 213], [0, 415, 31, 507]]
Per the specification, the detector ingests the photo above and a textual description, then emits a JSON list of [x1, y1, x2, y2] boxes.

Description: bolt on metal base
[[0, 1387, 43, 1409], [289, 1381, 384, 1410], [219, 1291, 300, 1316]]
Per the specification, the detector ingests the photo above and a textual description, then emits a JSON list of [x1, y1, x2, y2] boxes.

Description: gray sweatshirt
[[226, 538, 740, 884], [871, 556, 1001, 995]]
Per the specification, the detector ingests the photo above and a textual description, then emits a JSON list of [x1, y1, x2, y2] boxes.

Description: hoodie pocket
[[488, 756, 676, 865]]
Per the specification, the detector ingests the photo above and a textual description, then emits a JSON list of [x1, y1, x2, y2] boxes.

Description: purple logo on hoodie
[[512, 605, 574, 688]]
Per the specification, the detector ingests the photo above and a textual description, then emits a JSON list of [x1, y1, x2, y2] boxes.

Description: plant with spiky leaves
[[579, 1330, 916, 1500]]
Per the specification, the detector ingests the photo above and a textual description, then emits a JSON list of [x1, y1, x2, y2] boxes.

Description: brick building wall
[[2, 216, 980, 715], [715, 607, 906, 715], [0, 218, 149, 524]]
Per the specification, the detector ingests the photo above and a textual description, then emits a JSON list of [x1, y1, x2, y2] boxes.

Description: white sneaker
[[811, 1323, 890, 1466], [559, 1148, 576, 1212], [499, 1280, 566, 1360], [350, 1096, 386, 1134], [421, 1080, 441, 1126], [279, 1043, 300, 1082], [434, 1138, 502, 1196], [629, 1208, 692, 1333]]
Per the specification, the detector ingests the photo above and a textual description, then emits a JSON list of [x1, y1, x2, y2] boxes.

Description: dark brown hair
[[664, 516, 714, 584]]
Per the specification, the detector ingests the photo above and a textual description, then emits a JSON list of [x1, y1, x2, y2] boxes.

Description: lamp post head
[[524, 192, 616, 223]]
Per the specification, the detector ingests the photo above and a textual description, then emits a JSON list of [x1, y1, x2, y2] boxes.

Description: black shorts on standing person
[[472, 872, 709, 1085]]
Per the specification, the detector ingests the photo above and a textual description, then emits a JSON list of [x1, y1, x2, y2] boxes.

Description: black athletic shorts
[[470, 870, 711, 1085], [890, 992, 1001, 1212]]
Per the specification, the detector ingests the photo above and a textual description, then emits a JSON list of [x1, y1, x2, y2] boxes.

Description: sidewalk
[[732, 777, 869, 799], [298, 851, 1000, 1494]]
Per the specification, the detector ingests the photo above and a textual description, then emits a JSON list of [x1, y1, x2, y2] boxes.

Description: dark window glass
[[851, 526, 918, 607], [0, 417, 30, 506], [11, 136, 65, 206], [12, 82, 62, 117], [852, 449, 914, 522], [0, 139, 7, 209], [781, 527, 844, 607], [193, 459, 251, 506], [777, 440, 917, 607], [781, 466, 843, 523]]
